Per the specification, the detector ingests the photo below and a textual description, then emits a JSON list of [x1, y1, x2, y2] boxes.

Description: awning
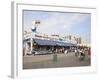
[[34, 38, 56, 46], [34, 38, 76, 46]]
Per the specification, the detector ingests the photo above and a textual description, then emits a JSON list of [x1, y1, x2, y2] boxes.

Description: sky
[[23, 10, 91, 43]]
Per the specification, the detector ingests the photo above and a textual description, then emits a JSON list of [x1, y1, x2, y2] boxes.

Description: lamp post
[[30, 20, 40, 54]]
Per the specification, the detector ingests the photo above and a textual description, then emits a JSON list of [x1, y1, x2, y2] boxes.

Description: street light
[[30, 20, 40, 54]]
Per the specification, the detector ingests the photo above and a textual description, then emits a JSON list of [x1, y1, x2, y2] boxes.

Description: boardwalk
[[23, 52, 90, 69]]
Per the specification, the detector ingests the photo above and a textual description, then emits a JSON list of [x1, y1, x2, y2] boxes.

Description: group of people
[[74, 47, 91, 60], [23, 42, 91, 60], [63, 47, 91, 60]]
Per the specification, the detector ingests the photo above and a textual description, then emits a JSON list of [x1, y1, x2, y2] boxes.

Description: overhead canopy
[[34, 38, 76, 46], [34, 38, 56, 46]]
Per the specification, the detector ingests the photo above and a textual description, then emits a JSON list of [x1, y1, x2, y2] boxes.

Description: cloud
[[37, 12, 89, 35]]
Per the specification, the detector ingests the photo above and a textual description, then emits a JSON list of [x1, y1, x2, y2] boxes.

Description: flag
[[32, 20, 40, 25], [35, 21, 40, 24]]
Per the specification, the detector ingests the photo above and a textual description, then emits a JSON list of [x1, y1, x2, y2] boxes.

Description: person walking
[[64, 49, 68, 56]]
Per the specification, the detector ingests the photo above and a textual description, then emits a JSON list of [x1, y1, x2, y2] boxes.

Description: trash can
[[79, 53, 85, 61], [53, 54, 58, 62], [84, 54, 89, 61]]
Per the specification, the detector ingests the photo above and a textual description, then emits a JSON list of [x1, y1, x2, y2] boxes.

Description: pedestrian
[[88, 48, 91, 59], [75, 49, 78, 57], [64, 49, 68, 56]]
